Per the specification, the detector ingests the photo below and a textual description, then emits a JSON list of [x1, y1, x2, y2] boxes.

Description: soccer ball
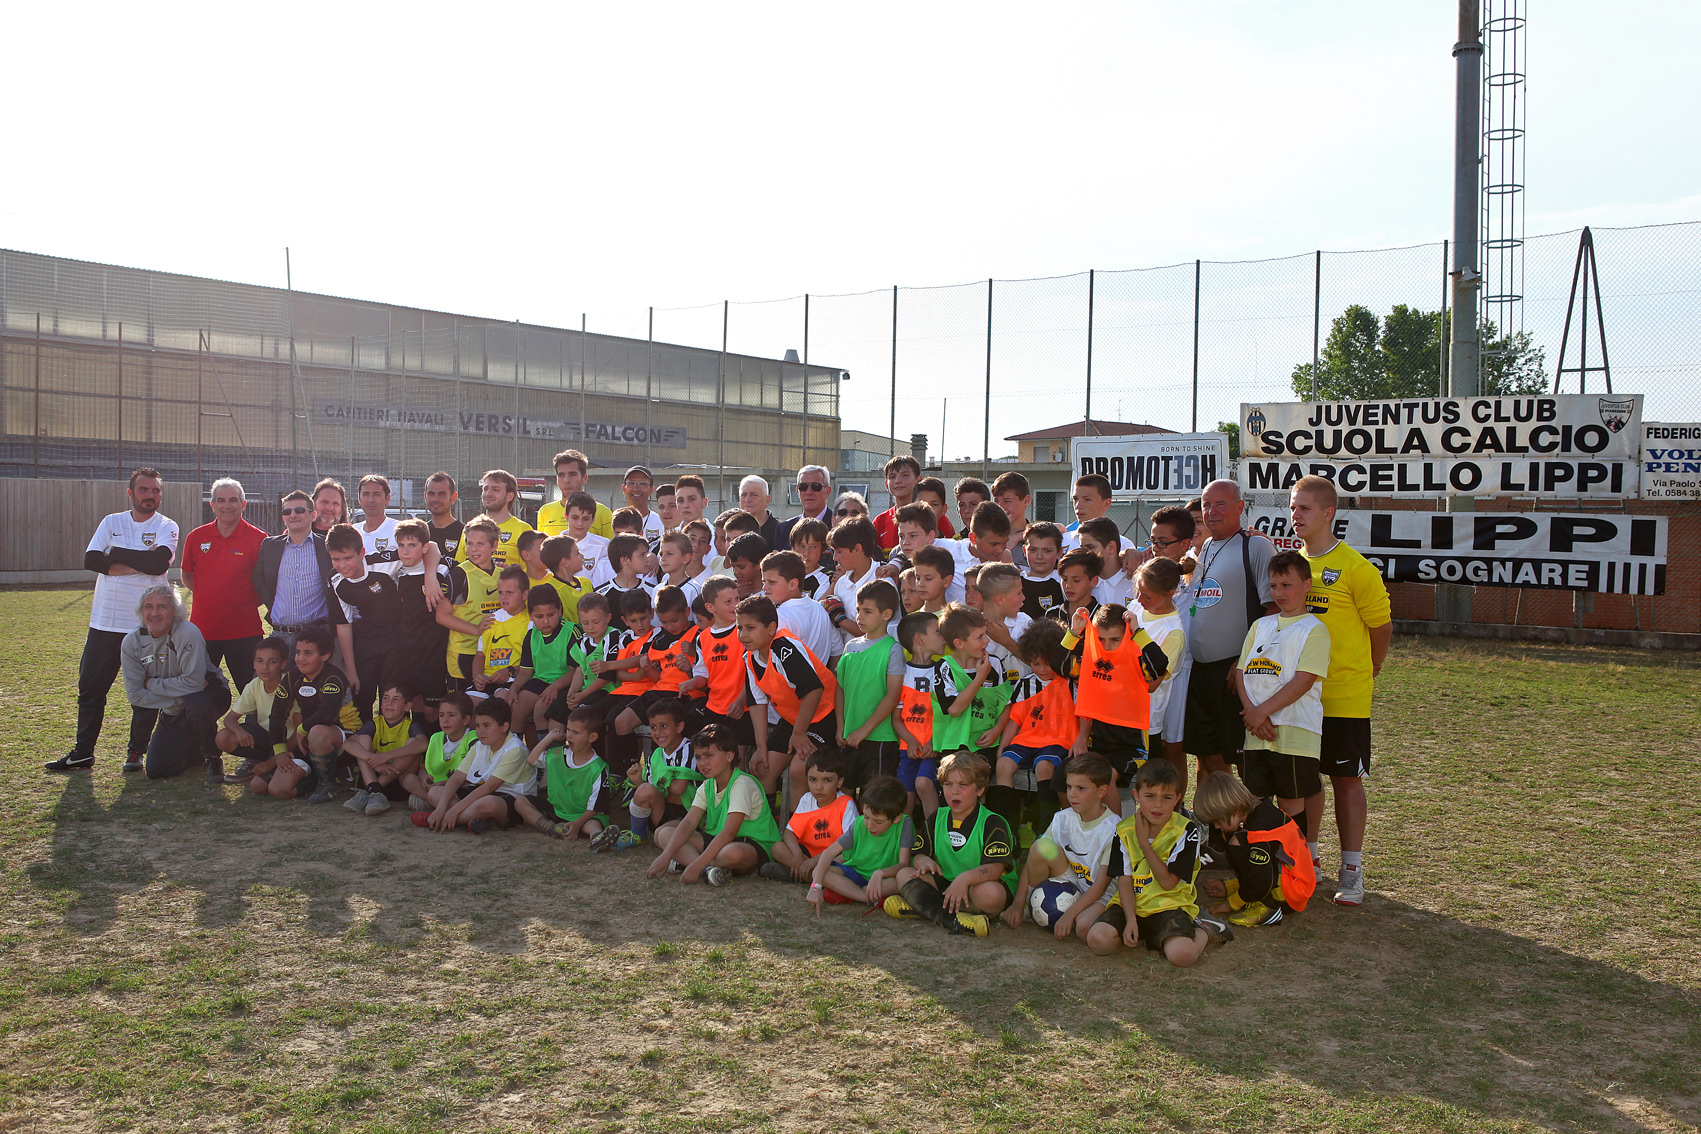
[[1029, 878, 1079, 929]]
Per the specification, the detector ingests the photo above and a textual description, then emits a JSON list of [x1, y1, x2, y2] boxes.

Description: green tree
[[1216, 421, 1240, 459], [1290, 305, 1547, 399]]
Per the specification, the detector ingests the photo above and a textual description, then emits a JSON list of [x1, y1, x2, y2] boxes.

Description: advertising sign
[[1072, 432, 1228, 500], [1640, 423, 1701, 500]]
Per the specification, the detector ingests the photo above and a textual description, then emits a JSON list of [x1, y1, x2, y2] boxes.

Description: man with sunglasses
[[772, 465, 835, 555], [252, 490, 335, 650]]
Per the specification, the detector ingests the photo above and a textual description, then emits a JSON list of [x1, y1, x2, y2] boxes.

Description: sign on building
[[1640, 423, 1701, 500], [1072, 432, 1228, 500], [1245, 507, 1666, 594], [313, 399, 686, 447], [1238, 395, 1642, 498]]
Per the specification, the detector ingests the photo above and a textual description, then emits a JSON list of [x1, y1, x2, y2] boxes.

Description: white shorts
[[291, 757, 311, 774], [1161, 658, 1191, 741]]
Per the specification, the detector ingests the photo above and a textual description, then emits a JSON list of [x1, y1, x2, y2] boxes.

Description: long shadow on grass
[[28, 771, 1701, 1134]]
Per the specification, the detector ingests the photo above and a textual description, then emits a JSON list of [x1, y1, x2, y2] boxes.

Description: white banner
[[1640, 423, 1701, 500], [1239, 395, 1642, 498], [1072, 432, 1228, 500], [1244, 507, 1667, 594]]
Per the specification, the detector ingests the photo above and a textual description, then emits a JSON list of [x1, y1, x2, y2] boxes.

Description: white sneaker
[[1334, 865, 1365, 907], [704, 866, 731, 887], [343, 789, 372, 814]]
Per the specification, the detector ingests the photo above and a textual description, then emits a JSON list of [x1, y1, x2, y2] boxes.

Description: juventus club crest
[[1321, 568, 1342, 586], [1598, 397, 1634, 433], [141, 532, 156, 546], [200, 542, 212, 553]]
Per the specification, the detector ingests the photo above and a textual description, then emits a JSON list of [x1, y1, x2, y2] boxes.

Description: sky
[[5, 1, 1700, 452]]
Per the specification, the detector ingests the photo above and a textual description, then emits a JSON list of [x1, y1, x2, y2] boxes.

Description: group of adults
[[44, 453, 869, 782]]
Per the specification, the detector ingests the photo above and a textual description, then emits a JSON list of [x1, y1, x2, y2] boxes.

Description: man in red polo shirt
[[180, 477, 267, 688]]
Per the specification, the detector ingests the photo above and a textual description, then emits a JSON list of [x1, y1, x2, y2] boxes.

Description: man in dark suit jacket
[[251, 490, 335, 641], [772, 465, 835, 553]]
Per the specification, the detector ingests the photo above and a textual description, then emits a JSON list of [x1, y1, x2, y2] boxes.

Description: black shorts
[[689, 706, 754, 747], [230, 713, 267, 751], [520, 677, 550, 696], [1136, 908, 1199, 952], [768, 711, 838, 757], [1088, 722, 1147, 780], [1184, 656, 1244, 763], [1242, 750, 1323, 799], [447, 653, 476, 694], [632, 688, 688, 724], [1319, 717, 1372, 779], [600, 693, 641, 726], [1098, 903, 1129, 935], [730, 835, 773, 865], [849, 739, 903, 792], [400, 647, 448, 704]]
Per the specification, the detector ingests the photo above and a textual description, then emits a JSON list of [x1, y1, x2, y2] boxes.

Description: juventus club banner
[[1238, 395, 1643, 498], [1244, 507, 1667, 595], [1072, 433, 1228, 500]]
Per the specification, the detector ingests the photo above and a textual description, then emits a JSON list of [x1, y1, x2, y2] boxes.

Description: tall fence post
[[1439, 238, 1450, 395], [349, 336, 357, 484], [513, 319, 523, 476], [982, 278, 993, 480], [1312, 250, 1322, 400], [579, 314, 588, 459], [646, 307, 654, 471], [801, 293, 810, 471], [116, 321, 123, 475], [1083, 269, 1094, 431], [1190, 260, 1201, 433], [32, 313, 41, 479], [717, 301, 728, 507], [196, 330, 205, 490], [889, 285, 898, 458]]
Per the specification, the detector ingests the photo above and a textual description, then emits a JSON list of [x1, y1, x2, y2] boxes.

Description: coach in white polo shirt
[[49, 467, 180, 774]]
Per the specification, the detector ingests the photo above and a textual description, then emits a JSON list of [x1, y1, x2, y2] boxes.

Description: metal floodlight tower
[[1441, 0, 1485, 626], [1482, 0, 1528, 369]]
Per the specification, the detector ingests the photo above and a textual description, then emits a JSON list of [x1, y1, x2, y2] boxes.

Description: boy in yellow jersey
[[472, 566, 534, 703], [515, 529, 553, 588], [1289, 475, 1392, 908], [537, 534, 593, 627], [537, 449, 614, 539], [437, 518, 502, 693], [343, 682, 429, 817], [215, 635, 290, 783], [1087, 758, 1232, 965]]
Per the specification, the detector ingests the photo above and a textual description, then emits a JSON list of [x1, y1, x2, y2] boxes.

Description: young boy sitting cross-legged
[[516, 706, 614, 840], [343, 681, 428, 817], [1003, 753, 1119, 943], [400, 691, 477, 811], [604, 696, 702, 853], [416, 697, 534, 834], [887, 751, 1015, 937], [643, 722, 805, 886], [805, 774, 914, 914], [217, 635, 289, 784]]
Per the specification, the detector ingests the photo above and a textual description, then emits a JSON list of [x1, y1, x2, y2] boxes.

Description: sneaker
[[123, 752, 146, 773], [882, 895, 921, 920], [1228, 901, 1283, 928], [588, 825, 623, 854], [364, 793, 391, 817], [532, 816, 563, 837], [612, 830, 644, 851], [307, 782, 339, 804], [1196, 912, 1235, 943], [703, 866, 731, 887], [407, 794, 431, 812], [469, 819, 495, 835], [45, 753, 95, 773], [757, 862, 794, 883], [668, 860, 686, 874], [343, 789, 373, 813], [950, 913, 990, 937], [225, 758, 257, 784], [410, 811, 432, 828], [1334, 866, 1365, 907]]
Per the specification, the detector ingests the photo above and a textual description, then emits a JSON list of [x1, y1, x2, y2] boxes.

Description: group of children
[[213, 461, 1338, 965]]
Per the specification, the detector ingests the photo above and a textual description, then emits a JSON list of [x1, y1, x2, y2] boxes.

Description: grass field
[[1, 587, 1698, 1133]]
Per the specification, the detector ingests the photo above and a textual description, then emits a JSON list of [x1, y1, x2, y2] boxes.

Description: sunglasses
[[835, 508, 862, 517], [797, 481, 827, 493], [281, 506, 309, 516]]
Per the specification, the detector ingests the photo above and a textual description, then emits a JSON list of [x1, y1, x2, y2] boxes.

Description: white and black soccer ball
[[1029, 878, 1079, 929]]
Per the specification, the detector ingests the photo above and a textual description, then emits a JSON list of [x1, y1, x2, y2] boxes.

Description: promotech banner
[[1238, 395, 1642, 498], [1073, 432, 1228, 500], [1244, 507, 1666, 594], [1641, 423, 1701, 500]]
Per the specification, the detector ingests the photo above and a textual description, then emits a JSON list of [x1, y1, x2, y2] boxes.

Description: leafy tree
[[1216, 421, 1240, 459], [1291, 305, 1546, 399]]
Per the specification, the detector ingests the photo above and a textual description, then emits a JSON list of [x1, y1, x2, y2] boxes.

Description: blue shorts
[[895, 751, 939, 792], [999, 744, 1070, 773], [835, 863, 868, 886]]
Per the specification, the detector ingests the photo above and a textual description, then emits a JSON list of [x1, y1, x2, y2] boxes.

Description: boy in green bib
[[833, 579, 906, 796], [515, 704, 610, 840], [889, 751, 1015, 936], [644, 723, 805, 886], [931, 605, 997, 760], [806, 775, 915, 913], [400, 693, 476, 813], [511, 585, 575, 746]]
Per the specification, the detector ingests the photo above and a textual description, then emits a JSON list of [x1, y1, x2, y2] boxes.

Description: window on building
[[1032, 444, 1049, 463], [1036, 491, 1061, 523]]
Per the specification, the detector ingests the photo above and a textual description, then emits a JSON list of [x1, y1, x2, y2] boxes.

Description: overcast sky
[[5, 2, 1698, 451]]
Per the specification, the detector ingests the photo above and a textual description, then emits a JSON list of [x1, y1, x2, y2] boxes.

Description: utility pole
[[1440, 0, 1482, 626]]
